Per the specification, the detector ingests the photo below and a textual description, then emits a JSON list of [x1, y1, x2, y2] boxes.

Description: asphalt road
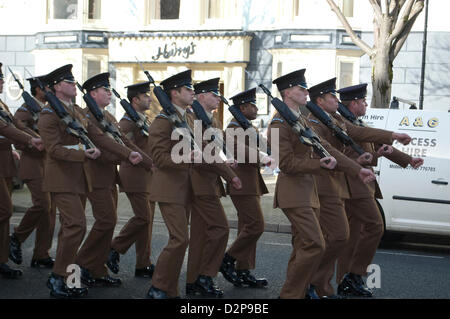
[[1, 216, 450, 300]]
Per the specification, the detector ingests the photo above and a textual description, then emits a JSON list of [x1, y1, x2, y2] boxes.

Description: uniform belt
[[62, 144, 85, 151]]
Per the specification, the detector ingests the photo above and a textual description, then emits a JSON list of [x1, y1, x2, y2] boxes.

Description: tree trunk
[[371, 48, 393, 108]]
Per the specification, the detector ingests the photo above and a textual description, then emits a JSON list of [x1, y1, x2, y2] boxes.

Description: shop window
[[49, 0, 78, 19], [88, 0, 101, 20], [339, 61, 354, 88], [342, 0, 353, 18], [148, 0, 180, 20], [87, 59, 101, 79], [208, 0, 223, 19]]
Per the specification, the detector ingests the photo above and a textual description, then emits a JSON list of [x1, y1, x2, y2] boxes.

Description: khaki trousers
[[0, 178, 13, 263], [186, 195, 229, 284], [227, 195, 265, 270], [152, 202, 189, 298], [51, 192, 87, 277], [280, 206, 325, 299], [14, 178, 56, 260], [311, 196, 349, 297], [336, 197, 384, 283], [111, 192, 155, 269], [76, 187, 118, 277]]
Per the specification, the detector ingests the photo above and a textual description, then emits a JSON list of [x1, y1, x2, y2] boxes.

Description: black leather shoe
[[9, 233, 22, 265], [135, 264, 155, 278], [95, 275, 122, 287], [68, 286, 89, 298], [47, 273, 72, 299], [31, 257, 54, 269], [186, 275, 224, 298], [146, 286, 169, 299], [237, 270, 268, 288], [321, 294, 345, 299], [0, 263, 23, 279], [80, 267, 96, 287], [106, 249, 120, 274], [338, 273, 372, 297], [219, 253, 243, 287], [305, 284, 320, 299]]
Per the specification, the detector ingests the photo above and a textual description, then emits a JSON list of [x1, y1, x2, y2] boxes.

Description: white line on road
[[377, 251, 444, 259]]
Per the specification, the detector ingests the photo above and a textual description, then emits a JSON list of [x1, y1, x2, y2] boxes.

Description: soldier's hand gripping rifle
[[26, 69, 96, 150], [306, 100, 369, 158], [134, 58, 202, 153], [258, 84, 331, 162], [8, 67, 40, 132], [76, 83, 125, 146], [111, 89, 149, 137]]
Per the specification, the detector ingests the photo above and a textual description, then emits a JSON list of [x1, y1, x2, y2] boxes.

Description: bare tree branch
[[369, 0, 382, 23], [392, 2, 424, 57], [389, 0, 422, 42], [326, 0, 374, 56]]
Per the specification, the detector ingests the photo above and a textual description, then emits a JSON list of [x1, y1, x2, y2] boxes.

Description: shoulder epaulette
[[86, 114, 91, 118], [270, 118, 284, 124], [156, 113, 169, 120], [17, 106, 28, 112], [227, 121, 240, 128], [309, 119, 319, 124], [121, 115, 132, 122], [41, 107, 53, 113]]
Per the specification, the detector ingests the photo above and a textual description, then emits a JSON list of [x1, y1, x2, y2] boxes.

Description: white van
[[363, 108, 450, 237]]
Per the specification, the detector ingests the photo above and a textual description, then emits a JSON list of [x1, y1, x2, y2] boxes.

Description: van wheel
[[376, 199, 404, 244]]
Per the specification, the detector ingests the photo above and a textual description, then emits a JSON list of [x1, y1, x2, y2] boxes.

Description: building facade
[[0, 0, 448, 127]]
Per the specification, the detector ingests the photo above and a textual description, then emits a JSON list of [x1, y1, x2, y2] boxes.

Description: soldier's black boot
[[236, 270, 268, 288], [305, 284, 320, 299], [186, 275, 224, 298], [31, 257, 55, 269], [338, 273, 372, 297], [135, 264, 155, 278], [0, 263, 23, 279], [47, 273, 72, 299], [146, 285, 169, 299], [106, 249, 120, 274], [219, 253, 243, 287], [9, 233, 22, 265]]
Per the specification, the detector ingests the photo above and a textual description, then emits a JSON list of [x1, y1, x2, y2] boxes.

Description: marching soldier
[[10, 75, 56, 269], [268, 69, 376, 299], [306, 77, 412, 298], [186, 78, 242, 298], [335, 83, 424, 296], [146, 69, 196, 299], [37, 64, 143, 298], [76, 73, 153, 287], [107, 81, 156, 279], [0, 62, 44, 279], [220, 88, 275, 289]]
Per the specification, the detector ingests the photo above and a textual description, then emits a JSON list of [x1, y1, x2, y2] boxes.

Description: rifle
[[111, 89, 149, 137], [8, 67, 40, 132], [306, 100, 368, 157], [337, 102, 367, 127], [26, 69, 96, 150], [76, 83, 125, 146], [191, 99, 230, 161], [258, 84, 331, 161], [134, 57, 201, 152]]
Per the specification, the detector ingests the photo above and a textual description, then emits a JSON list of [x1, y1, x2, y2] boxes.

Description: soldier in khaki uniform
[[10, 75, 56, 269], [107, 81, 156, 279], [268, 69, 377, 299], [146, 70, 197, 299], [220, 88, 274, 288], [76, 73, 153, 287], [335, 84, 424, 296], [186, 78, 242, 298], [0, 63, 44, 279], [38, 64, 143, 298], [305, 78, 413, 298]]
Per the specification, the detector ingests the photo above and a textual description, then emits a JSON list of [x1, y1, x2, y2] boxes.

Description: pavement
[[11, 173, 293, 234]]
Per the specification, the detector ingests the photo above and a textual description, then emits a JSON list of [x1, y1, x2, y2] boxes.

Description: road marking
[[263, 242, 291, 247], [377, 251, 444, 259]]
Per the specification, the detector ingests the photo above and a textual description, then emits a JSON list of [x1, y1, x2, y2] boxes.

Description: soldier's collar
[[172, 103, 186, 118]]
